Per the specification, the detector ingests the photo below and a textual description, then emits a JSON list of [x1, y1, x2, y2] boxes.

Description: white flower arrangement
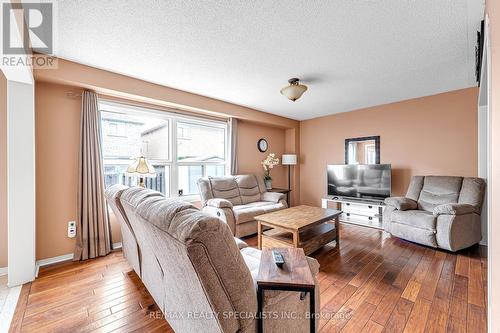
[[261, 153, 280, 181]]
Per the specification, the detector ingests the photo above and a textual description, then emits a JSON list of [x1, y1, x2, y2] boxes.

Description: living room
[[1, 1, 499, 332]]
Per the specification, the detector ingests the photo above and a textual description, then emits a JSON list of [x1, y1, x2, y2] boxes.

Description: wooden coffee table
[[255, 205, 342, 255]]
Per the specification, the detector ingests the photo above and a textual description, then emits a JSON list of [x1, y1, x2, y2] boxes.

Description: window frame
[[99, 100, 229, 201]]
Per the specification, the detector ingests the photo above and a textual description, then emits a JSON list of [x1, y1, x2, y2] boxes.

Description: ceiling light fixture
[[280, 78, 308, 102]]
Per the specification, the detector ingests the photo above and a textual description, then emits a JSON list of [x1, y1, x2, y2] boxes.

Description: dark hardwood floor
[[9, 223, 487, 332]]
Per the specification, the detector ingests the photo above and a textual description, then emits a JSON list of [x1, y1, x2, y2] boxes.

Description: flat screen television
[[327, 164, 391, 200]]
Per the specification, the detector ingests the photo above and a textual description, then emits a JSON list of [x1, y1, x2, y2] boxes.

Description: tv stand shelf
[[321, 197, 384, 230]]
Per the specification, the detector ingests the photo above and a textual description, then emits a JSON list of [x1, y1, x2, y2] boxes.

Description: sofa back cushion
[[458, 177, 486, 214], [120, 187, 257, 333], [210, 177, 243, 206], [417, 176, 463, 212], [198, 174, 267, 206], [236, 175, 262, 204]]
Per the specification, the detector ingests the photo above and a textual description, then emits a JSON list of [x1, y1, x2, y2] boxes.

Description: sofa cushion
[[233, 201, 286, 224], [417, 176, 463, 212], [391, 210, 436, 231], [209, 177, 243, 206], [236, 175, 262, 204]]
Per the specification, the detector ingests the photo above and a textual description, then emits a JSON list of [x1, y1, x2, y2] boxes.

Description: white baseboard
[[0, 267, 7, 277], [35, 253, 74, 278], [34, 243, 123, 277]]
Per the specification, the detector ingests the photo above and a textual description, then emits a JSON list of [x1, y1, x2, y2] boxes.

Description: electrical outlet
[[68, 221, 76, 238]]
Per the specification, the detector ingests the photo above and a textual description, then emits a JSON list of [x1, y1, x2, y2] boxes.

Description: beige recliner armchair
[[383, 176, 485, 251], [198, 175, 288, 237]]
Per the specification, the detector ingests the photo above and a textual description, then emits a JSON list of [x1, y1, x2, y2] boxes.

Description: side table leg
[[310, 289, 315, 333], [257, 286, 263, 333]]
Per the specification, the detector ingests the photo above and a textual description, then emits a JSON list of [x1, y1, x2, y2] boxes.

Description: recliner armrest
[[433, 203, 476, 216], [261, 192, 286, 203], [384, 197, 417, 211], [206, 198, 233, 208]]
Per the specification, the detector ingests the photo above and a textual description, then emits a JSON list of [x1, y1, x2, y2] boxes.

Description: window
[[176, 121, 226, 195], [100, 101, 228, 199]]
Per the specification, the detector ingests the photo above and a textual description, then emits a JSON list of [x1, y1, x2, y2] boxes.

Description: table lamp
[[282, 154, 297, 204], [126, 156, 156, 187]]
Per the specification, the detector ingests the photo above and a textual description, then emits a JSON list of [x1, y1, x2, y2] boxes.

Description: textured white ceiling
[[54, 0, 484, 120]]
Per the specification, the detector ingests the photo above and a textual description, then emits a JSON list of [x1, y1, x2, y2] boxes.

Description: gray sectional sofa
[[383, 175, 485, 251], [197, 175, 288, 237], [104, 185, 319, 333]]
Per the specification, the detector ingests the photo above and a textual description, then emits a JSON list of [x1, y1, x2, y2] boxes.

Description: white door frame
[[478, 15, 492, 333]]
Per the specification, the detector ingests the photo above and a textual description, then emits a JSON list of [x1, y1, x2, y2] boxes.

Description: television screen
[[327, 164, 391, 200]]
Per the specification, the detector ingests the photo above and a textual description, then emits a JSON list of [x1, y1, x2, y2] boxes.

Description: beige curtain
[[229, 118, 238, 175], [74, 91, 111, 261]]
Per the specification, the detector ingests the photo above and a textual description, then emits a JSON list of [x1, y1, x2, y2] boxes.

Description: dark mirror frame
[[344, 136, 380, 164]]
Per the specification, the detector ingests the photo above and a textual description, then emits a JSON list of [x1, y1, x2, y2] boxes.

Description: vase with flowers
[[261, 153, 280, 190]]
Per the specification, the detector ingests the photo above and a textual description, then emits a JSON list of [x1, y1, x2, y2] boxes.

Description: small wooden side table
[[256, 248, 316, 333]]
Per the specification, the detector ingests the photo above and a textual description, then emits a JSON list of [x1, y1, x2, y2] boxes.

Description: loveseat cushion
[[233, 201, 286, 224], [209, 177, 243, 206], [391, 210, 436, 231], [236, 175, 262, 204]]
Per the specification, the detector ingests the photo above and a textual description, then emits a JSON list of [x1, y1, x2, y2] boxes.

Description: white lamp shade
[[282, 154, 297, 165], [280, 84, 307, 101], [126, 156, 156, 177]]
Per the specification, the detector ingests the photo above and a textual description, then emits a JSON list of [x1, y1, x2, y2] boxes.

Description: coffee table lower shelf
[[260, 222, 338, 255]]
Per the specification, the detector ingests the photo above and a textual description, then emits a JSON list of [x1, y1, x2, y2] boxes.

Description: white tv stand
[[321, 197, 385, 229]]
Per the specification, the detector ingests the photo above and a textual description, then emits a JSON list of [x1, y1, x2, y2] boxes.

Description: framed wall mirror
[[345, 136, 380, 164]]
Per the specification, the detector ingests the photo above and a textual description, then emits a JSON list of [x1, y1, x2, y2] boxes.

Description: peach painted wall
[[34, 82, 291, 260], [300, 88, 479, 206], [486, 1, 499, 330], [35, 82, 122, 260], [237, 120, 287, 189], [0, 72, 7, 267]]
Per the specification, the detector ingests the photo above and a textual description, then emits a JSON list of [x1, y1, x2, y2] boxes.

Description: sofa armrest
[[206, 198, 233, 209], [433, 203, 476, 216], [384, 197, 417, 211], [261, 192, 286, 203]]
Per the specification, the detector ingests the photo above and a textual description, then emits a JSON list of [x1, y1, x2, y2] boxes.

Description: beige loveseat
[[105, 185, 319, 333], [383, 176, 485, 251], [198, 175, 288, 237]]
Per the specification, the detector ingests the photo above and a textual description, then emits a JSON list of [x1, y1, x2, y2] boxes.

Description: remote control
[[272, 251, 285, 268]]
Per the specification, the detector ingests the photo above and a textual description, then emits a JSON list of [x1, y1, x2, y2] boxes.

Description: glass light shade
[[282, 154, 297, 165], [126, 156, 156, 177], [280, 84, 308, 101]]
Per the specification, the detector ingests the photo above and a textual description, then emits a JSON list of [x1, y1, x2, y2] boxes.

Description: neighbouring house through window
[[100, 101, 228, 199]]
